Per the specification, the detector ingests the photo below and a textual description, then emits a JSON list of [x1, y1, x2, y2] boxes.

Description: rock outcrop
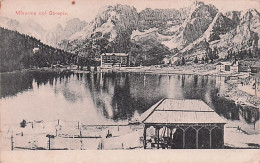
[[64, 4, 139, 56], [179, 7, 260, 59]]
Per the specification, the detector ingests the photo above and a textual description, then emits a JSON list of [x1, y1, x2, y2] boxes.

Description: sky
[[0, 0, 259, 30]]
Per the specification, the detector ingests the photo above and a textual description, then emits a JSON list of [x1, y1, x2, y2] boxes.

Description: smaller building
[[100, 53, 129, 68], [238, 61, 251, 72], [250, 61, 260, 74], [33, 47, 40, 54], [162, 57, 171, 65], [170, 56, 179, 65], [216, 61, 239, 73]]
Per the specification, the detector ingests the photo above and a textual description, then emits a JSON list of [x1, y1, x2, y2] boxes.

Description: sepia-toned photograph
[[0, 0, 259, 162]]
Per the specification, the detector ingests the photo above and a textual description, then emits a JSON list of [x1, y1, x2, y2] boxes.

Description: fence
[[1, 119, 143, 150]]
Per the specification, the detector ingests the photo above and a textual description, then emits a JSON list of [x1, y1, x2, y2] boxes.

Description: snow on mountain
[[179, 8, 260, 59], [0, 17, 46, 40], [22, 19, 47, 40], [70, 4, 138, 41], [0, 16, 87, 47], [63, 4, 139, 55], [45, 18, 87, 46]]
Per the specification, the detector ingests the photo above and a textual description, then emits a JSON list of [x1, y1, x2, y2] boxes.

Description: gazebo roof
[[142, 99, 226, 124]]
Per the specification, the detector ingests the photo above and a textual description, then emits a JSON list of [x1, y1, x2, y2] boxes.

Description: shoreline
[[0, 64, 249, 77]]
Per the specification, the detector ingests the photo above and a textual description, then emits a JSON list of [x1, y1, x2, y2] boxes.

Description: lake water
[[1, 71, 259, 132]]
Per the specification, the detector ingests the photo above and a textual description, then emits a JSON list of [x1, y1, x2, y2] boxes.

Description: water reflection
[[0, 72, 33, 97], [1, 71, 259, 127]]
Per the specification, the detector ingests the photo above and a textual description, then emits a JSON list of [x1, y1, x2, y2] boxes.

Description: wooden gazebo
[[141, 99, 226, 149]]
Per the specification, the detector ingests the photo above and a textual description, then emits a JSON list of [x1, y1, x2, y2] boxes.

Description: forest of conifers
[[0, 27, 78, 72]]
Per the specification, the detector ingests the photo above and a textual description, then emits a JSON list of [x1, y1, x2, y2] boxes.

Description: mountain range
[[61, 2, 260, 64], [0, 17, 87, 47], [1, 1, 259, 65]]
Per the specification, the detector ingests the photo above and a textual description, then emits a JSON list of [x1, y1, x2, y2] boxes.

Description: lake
[[1, 71, 259, 132]]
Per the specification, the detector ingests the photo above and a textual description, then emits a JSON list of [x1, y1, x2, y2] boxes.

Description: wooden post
[[169, 127, 173, 149], [101, 138, 103, 150], [11, 134, 14, 150], [48, 136, 51, 150], [196, 129, 199, 149], [183, 130, 185, 149], [157, 127, 160, 149], [222, 126, 224, 149], [209, 130, 212, 149], [46, 135, 54, 150], [80, 139, 83, 150], [143, 126, 147, 149], [78, 122, 80, 130]]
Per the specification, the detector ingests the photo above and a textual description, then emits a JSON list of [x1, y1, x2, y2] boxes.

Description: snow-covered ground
[[2, 118, 259, 150], [238, 84, 260, 97], [0, 121, 144, 150], [131, 28, 158, 39], [225, 127, 260, 148]]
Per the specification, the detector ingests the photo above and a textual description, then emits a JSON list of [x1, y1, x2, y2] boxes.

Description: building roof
[[217, 61, 238, 66], [216, 62, 230, 66], [142, 99, 226, 124], [101, 53, 128, 57]]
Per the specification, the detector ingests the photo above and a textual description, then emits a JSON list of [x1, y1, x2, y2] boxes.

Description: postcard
[[0, 0, 259, 162]]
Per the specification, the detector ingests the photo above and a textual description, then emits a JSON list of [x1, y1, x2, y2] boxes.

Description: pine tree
[[194, 56, 198, 63], [227, 52, 230, 60], [249, 49, 252, 58], [205, 56, 209, 63], [181, 57, 185, 65]]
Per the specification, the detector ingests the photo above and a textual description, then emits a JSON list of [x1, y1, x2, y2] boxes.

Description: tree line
[[178, 46, 259, 66]]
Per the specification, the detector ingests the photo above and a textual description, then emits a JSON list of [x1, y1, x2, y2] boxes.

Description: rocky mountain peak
[[174, 2, 218, 47], [190, 3, 218, 19], [93, 4, 138, 31], [224, 11, 241, 25], [193, 1, 205, 6], [55, 24, 63, 33]]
